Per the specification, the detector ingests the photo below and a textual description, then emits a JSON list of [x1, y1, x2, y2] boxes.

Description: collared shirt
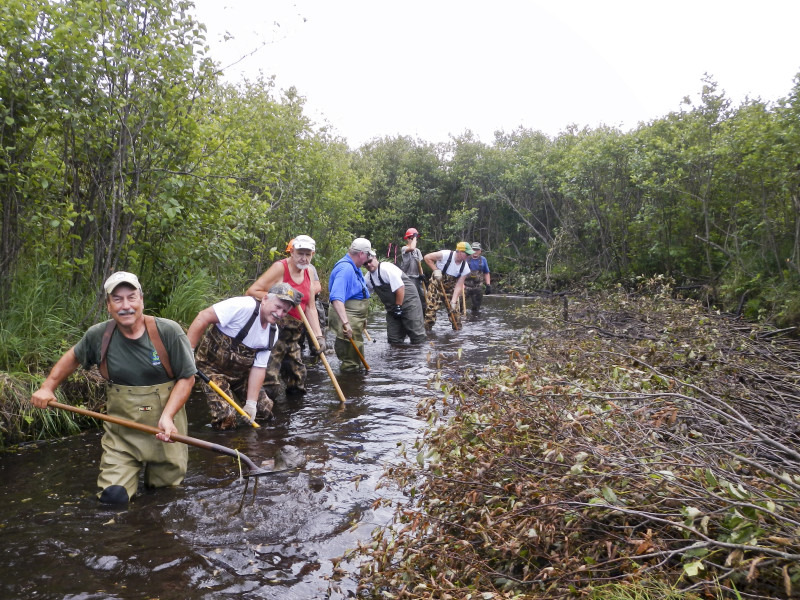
[[468, 255, 490, 274], [329, 254, 370, 303]]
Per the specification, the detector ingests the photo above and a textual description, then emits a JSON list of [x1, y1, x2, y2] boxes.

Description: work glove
[[485, 284, 492, 295], [389, 304, 403, 319], [244, 400, 257, 421], [313, 335, 327, 355], [450, 299, 459, 312], [432, 269, 442, 281]]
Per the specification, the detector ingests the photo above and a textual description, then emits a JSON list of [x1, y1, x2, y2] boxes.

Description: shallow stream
[[0, 296, 534, 599]]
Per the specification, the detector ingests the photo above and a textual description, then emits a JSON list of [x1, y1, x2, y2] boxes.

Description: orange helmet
[[403, 227, 420, 240]]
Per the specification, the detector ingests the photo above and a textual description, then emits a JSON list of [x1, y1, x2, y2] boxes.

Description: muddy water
[[0, 296, 534, 599]]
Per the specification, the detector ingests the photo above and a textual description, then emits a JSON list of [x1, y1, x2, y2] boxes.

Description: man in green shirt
[[31, 272, 196, 504]]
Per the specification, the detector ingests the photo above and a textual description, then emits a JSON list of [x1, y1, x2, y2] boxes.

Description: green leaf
[[601, 486, 618, 504], [683, 560, 705, 577]]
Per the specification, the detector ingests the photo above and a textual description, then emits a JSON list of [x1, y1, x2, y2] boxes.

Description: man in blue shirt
[[465, 242, 492, 313], [328, 237, 373, 371]]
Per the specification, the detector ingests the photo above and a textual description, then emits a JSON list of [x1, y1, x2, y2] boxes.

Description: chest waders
[[424, 272, 463, 331], [368, 266, 427, 344], [263, 314, 307, 400], [329, 259, 371, 371], [98, 317, 187, 500], [100, 380, 188, 500], [195, 304, 278, 429], [329, 297, 370, 372]]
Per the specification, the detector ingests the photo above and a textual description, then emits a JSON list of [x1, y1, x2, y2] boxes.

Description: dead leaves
[[357, 290, 800, 599]]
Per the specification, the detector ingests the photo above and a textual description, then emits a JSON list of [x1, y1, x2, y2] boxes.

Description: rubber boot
[[99, 485, 130, 504]]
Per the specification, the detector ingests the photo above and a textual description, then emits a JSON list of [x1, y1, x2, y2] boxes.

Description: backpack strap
[[99, 316, 174, 381]]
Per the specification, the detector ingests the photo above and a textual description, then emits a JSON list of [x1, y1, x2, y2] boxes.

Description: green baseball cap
[[456, 242, 474, 255]]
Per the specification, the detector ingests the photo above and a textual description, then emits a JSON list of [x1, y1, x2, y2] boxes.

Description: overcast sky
[[190, 0, 800, 148]]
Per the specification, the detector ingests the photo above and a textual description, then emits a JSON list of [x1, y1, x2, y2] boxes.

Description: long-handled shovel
[[196, 370, 259, 428], [438, 279, 461, 330], [47, 400, 272, 478], [297, 309, 347, 404]]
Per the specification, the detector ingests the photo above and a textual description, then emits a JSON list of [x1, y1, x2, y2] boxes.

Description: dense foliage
[[358, 282, 800, 599], [1, 1, 800, 435]]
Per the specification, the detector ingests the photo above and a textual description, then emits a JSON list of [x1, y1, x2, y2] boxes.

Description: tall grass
[[158, 271, 218, 328], [0, 265, 84, 374], [0, 266, 98, 446]]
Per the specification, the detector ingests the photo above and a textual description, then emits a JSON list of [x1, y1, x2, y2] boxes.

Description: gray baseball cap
[[349, 237, 373, 253]]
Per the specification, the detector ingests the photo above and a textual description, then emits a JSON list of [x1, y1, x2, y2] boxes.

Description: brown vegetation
[[357, 279, 800, 599]]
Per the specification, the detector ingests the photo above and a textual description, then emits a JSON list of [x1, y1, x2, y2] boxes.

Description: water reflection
[[0, 295, 535, 599]]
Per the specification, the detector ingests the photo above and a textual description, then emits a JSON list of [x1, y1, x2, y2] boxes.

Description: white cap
[[292, 235, 316, 251], [350, 237, 373, 253], [104, 271, 142, 295]]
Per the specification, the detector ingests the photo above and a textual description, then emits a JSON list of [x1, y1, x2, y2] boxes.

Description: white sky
[[190, 0, 800, 148]]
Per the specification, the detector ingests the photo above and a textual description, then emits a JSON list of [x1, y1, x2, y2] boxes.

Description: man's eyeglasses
[[363, 259, 373, 266]]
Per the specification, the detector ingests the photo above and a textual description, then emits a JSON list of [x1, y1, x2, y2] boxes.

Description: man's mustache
[[117, 309, 136, 316]]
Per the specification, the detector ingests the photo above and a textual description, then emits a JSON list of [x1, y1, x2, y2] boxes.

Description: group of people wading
[[30, 229, 491, 504]]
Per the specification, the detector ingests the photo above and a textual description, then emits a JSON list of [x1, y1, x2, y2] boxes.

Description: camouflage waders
[[424, 275, 462, 330], [464, 272, 484, 312], [194, 325, 273, 429], [263, 315, 306, 399], [100, 380, 188, 500]]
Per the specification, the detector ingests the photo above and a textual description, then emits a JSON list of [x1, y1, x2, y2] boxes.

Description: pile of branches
[[357, 280, 800, 599]]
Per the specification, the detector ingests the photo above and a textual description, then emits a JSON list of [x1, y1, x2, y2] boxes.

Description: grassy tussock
[[357, 281, 800, 599]]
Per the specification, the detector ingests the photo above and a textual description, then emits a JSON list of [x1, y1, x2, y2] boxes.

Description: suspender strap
[[99, 316, 174, 381], [144, 316, 173, 379], [334, 257, 369, 299], [369, 264, 388, 288], [233, 304, 261, 345], [230, 302, 277, 350], [99, 320, 116, 381], [442, 251, 466, 278]]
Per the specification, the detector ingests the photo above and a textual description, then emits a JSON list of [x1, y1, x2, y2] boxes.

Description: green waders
[[99, 380, 188, 500], [329, 298, 369, 372]]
